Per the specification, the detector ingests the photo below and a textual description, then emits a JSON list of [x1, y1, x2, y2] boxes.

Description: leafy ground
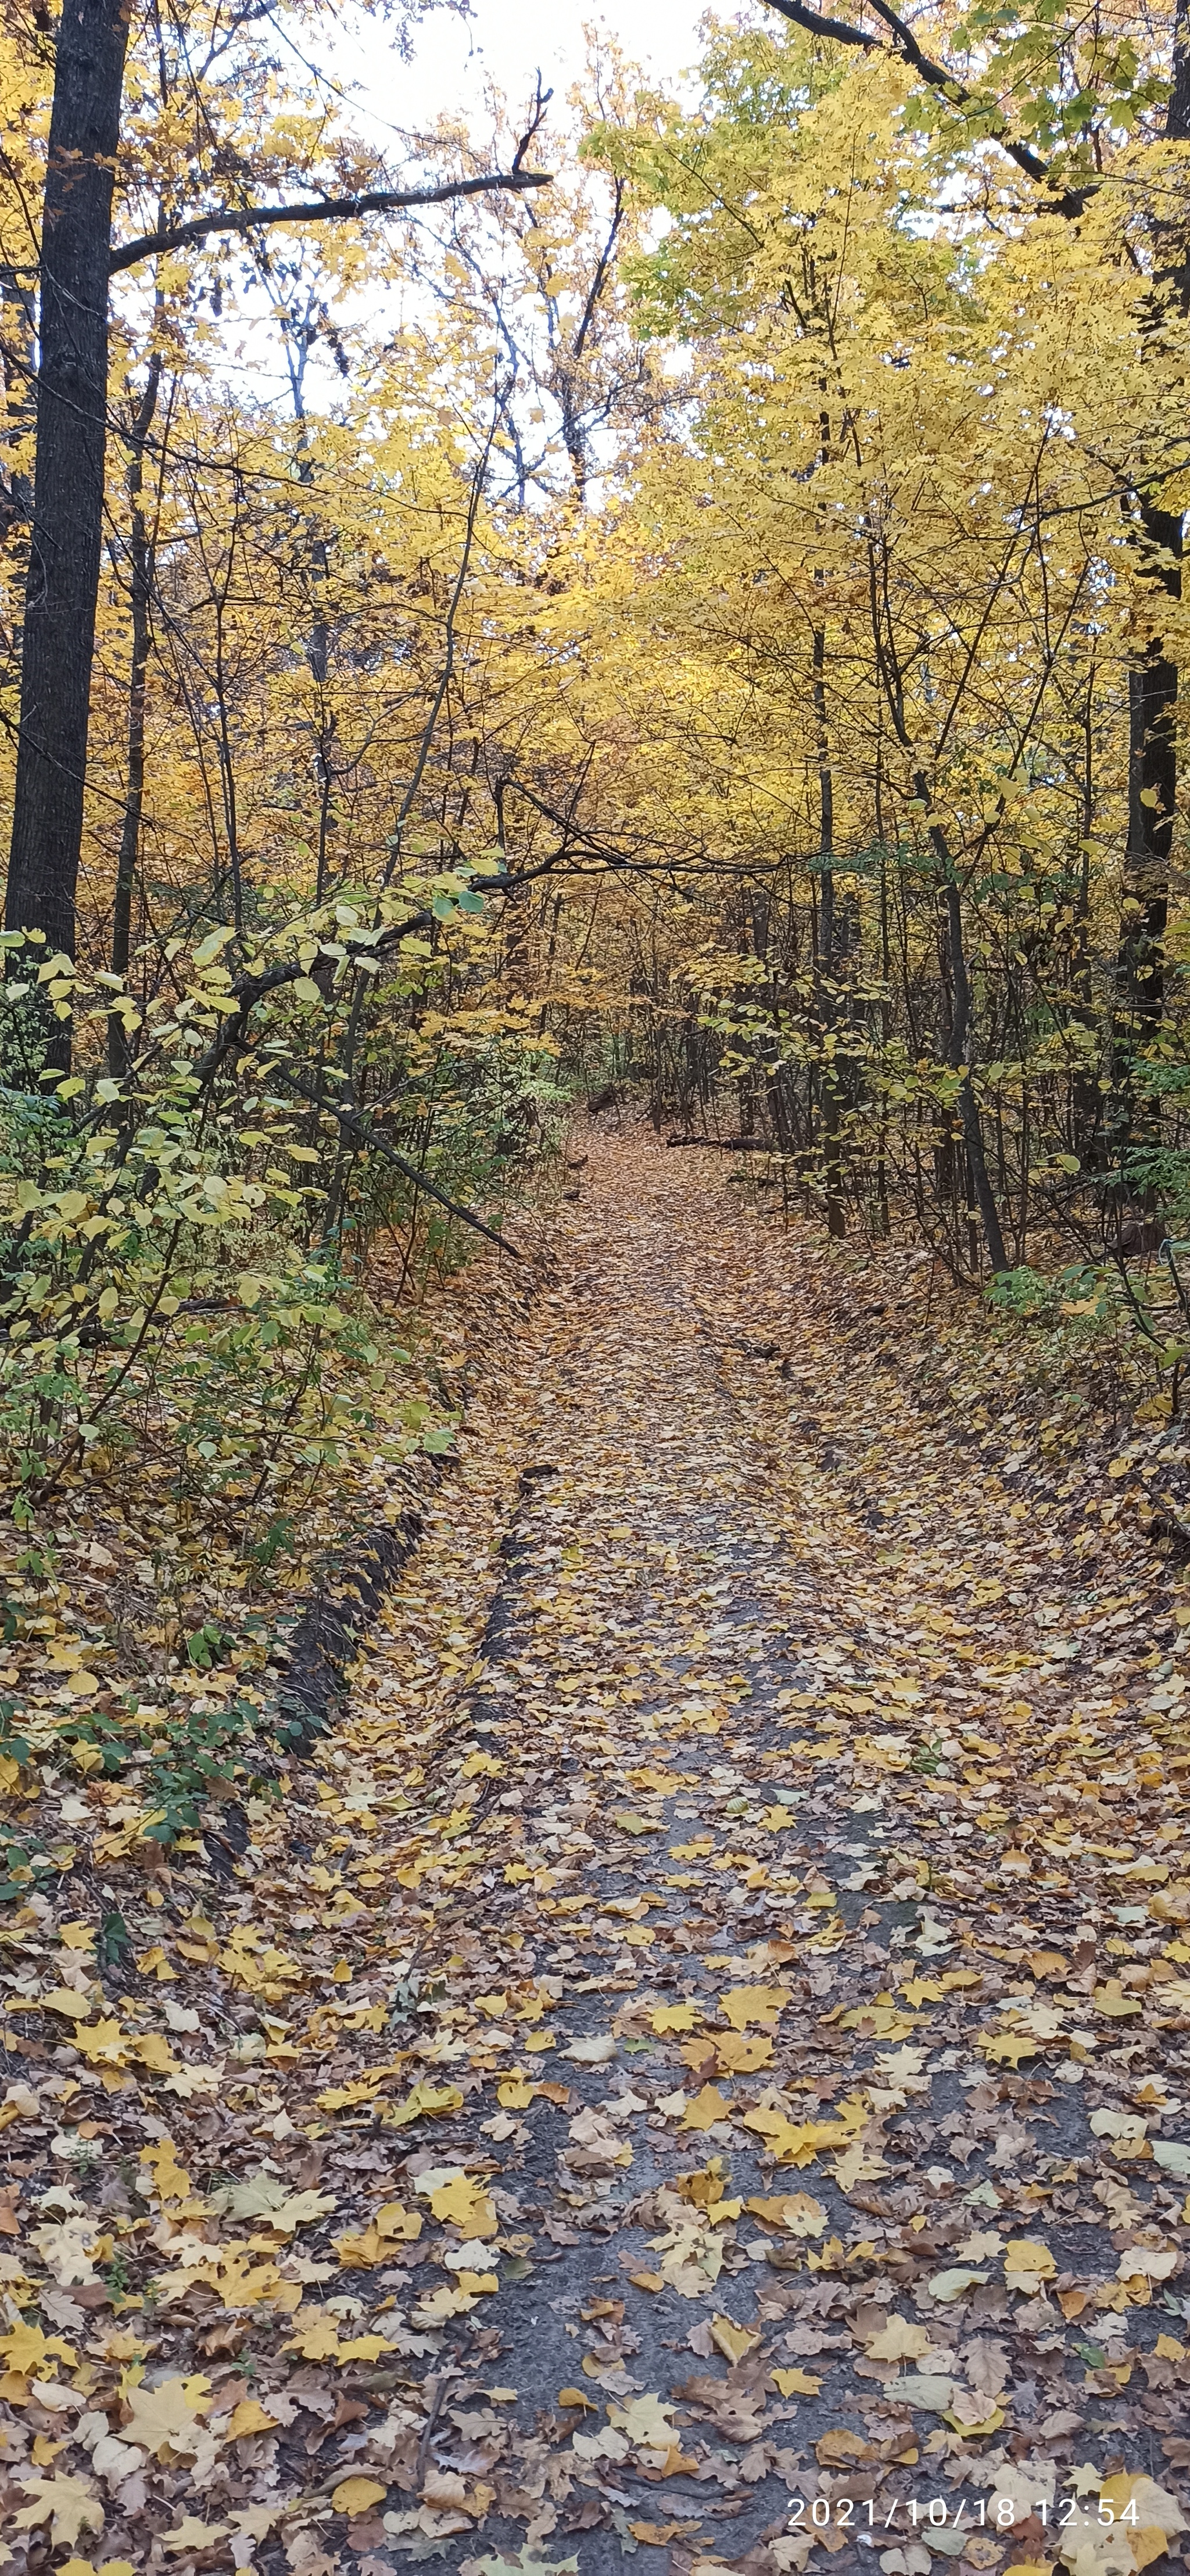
[[3, 1126, 1190, 2576]]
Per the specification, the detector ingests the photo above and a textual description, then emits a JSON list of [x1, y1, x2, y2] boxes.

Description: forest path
[[307, 1129, 1189, 2574], [9, 1130, 1189, 2576]]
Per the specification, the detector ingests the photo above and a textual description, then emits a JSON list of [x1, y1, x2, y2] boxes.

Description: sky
[[348, 0, 711, 150], [220, 0, 716, 410]]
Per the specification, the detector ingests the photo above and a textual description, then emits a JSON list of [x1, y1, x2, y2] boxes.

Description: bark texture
[[6, 0, 131, 993]]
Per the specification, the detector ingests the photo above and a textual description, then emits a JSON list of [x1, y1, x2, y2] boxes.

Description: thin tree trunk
[[944, 878, 1009, 1276], [812, 623, 846, 1238], [1114, 503, 1181, 1081], [1111, 17, 1190, 1128], [109, 349, 162, 1077], [5, 0, 131, 1049], [1071, 658, 1101, 1160]]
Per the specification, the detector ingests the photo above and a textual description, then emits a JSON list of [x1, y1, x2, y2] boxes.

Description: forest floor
[[3, 1125, 1190, 2576]]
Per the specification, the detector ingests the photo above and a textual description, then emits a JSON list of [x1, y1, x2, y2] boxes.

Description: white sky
[[350, 0, 711, 145], [216, 0, 715, 410]]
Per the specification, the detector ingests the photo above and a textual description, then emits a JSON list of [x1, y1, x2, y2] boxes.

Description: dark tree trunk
[[5, 0, 131, 1040], [1112, 10, 1190, 1108], [109, 348, 162, 1077], [1119, 517, 1179, 1036]]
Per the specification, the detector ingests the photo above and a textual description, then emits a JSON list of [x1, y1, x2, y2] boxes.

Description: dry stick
[[275, 1068, 524, 1259], [415, 2369, 459, 2489]]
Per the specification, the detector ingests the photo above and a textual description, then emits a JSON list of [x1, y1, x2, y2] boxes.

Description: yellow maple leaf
[[385, 2080, 464, 2127], [864, 2315, 930, 2361], [335, 2200, 422, 2265], [1099, 2475, 1188, 2570], [134, 2031, 181, 2075], [163, 2517, 232, 2555], [332, 2475, 388, 2516], [135, 1945, 176, 1982], [838, 2002, 917, 2040], [139, 2140, 191, 2202], [747, 2192, 826, 2238], [650, 2001, 702, 2033], [611, 2394, 679, 2449], [719, 1983, 790, 2030], [1093, 1980, 1144, 2019], [676, 2155, 733, 2209], [681, 2083, 732, 2130], [15, 2473, 104, 2548], [742, 2095, 867, 2165], [71, 2019, 130, 2068], [978, 2030, 1040, 2067], [772, 2367, 822, 2396], [709, 2030, 773, 2072], [497, 2071, 537, 2107], [0, 2321, 77, 2379], [121, 2374, 212, 2458], [41, 1987, 93, 2022], [285, 2311, 342, 2360], [426, 2173, 497, 2235]]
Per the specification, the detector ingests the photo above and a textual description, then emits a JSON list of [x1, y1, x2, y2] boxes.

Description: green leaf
[[192, 927, 235, 968]]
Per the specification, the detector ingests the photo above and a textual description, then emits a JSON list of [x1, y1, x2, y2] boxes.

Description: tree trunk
[[812, 623, 847, 1238], [5, 0, 131, 1047], [109, 349, 162, 1077], [944, 879, 1009, 1277], [1111, 14, 1190, 1119], [1115, 502, 1181, 1063]]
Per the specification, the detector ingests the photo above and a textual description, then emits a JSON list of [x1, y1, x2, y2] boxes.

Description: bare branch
[[110, 167, 551, 275], [759, 0, 878, 49], [758, 0, 1084, 203]]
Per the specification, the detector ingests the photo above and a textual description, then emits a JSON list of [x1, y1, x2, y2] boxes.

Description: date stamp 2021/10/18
[[785, 2495, 1146, 2535]]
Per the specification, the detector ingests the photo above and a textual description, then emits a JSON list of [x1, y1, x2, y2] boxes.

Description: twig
[[415, 2369, 458, 2488]]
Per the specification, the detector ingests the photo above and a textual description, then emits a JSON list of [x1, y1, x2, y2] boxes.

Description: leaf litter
[[2, 1127, 1189, 2576]]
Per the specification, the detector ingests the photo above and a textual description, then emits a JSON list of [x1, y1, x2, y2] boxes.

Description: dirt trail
[[5, 1129, 1190, 2576]]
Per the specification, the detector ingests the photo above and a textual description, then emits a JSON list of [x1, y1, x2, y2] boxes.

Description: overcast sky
[[354, 0, 711, 145], [223, 1, 716, 407]]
